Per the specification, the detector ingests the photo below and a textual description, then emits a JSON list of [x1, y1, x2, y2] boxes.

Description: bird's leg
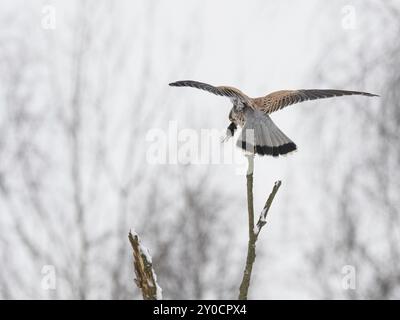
[[221, 122, 237, 143]]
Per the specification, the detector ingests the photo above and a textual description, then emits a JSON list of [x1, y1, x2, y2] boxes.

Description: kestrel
[[169, 80, 378, 157]]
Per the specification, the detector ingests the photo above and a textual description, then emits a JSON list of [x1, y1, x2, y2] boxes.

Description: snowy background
[[0, 0, 399, 299]]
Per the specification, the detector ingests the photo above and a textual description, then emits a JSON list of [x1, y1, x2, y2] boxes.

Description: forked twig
[[238, 155, 282, 300]]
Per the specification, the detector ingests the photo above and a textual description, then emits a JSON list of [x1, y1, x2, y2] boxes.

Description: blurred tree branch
[[238, 155, 282, 300], [307, 0, 400, 299]]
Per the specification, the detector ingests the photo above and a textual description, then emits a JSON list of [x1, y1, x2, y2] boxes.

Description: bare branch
[[238, 155, 282, 300], [128, 231, 162, 300]]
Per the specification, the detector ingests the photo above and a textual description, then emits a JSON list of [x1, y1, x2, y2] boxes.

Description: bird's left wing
[[169, 80, 252, 105], [254, 89, 379, 114]]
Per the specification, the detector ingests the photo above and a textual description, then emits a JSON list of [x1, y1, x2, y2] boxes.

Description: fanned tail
[[237, 110, 297, 157]]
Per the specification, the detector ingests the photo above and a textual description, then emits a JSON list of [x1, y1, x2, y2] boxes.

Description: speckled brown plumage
[[253, 89, 378, 114], [169, 80, 379, 157]]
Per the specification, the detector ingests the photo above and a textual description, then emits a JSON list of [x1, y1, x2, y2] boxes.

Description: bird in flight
[[169, 80, 379, 157]]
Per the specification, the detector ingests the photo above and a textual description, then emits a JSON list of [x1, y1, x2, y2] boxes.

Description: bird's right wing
[[169, 80, 252, 105], [254, 89, 379, 114]]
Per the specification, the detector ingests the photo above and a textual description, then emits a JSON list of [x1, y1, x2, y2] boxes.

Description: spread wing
[[254, 89, 379, 114], [169, 80, 252, 105]]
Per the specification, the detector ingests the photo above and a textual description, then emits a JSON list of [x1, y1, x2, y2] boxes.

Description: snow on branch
[[128, 230, 162, 300]]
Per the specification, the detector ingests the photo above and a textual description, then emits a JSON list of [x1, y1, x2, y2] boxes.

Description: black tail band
[[240, 141, 297, 157]]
